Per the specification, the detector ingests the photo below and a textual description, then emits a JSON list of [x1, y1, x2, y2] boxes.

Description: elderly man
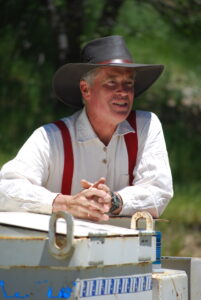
[[0, 35, 173, 221]]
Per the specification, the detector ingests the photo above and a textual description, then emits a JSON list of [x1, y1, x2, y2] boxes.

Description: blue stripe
[[79, 275, 152, 298]]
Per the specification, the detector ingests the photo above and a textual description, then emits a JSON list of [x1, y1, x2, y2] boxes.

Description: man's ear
[[80, 80, 90, 100]]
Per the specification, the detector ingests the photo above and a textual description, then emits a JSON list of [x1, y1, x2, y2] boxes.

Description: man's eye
[[125, 81, 134, 87], [107, 81, 116, 86]]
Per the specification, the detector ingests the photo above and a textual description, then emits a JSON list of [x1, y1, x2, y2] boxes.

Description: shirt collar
[[76, 108, 135, 142]]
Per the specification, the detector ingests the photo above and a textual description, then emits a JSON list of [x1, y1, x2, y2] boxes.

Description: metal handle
[[48, 211, 74, 259], [130, 211, 154, 231]]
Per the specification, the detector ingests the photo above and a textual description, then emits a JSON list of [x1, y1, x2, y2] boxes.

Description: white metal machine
[[0, 211, 189, 300]]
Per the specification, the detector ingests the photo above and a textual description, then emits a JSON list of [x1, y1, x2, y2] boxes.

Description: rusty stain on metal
[[152, 270, 171, 279], [153, 271, 188, 300], [130, 211, 154, 230], [54, 236, 67, 248], [171, 278, 180, 300], [0, 236, 46, 240], [0, 261, 151, 272], [88, 261, 104, 266], [48, 261, 151, 271]]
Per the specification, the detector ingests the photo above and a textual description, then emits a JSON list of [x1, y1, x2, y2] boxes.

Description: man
[[0, 35, 173, 221]]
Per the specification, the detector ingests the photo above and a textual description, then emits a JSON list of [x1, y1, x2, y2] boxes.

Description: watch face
[[109, 192, 121, 213]]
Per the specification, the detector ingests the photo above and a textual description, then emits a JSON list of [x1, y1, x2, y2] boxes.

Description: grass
[[156, 183, 201, 257], [161, 183, 201, 225]]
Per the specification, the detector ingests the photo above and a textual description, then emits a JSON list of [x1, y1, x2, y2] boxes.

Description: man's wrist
[[109, 192, 123, 215]]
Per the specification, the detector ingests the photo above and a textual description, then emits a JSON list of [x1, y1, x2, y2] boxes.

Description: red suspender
[[54, 111, 138, 194], [53, 120, 74, 195], [124, 111, 138, 185]]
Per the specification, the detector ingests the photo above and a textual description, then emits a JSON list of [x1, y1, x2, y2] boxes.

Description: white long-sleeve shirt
[[0, 108, 173, 217]]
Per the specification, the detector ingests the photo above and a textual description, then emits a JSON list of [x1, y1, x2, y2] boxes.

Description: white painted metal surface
[[191, 258, 201, 300], [0, 211, 156, 299], [152, 269, 188, 300], [0, 212, 140, 237], [0, 212, 156, 267], [162, 256, 201, 300], [0, 212, 194, 300]]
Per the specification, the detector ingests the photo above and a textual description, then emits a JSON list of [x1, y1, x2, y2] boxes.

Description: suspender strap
[[53, 120, 73, 195], [124, 111, 138, 186]]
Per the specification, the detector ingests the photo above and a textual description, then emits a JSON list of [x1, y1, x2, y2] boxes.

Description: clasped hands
[[52, 177, 111, 221]]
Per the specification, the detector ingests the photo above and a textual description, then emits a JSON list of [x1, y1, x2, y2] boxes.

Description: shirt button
[[103, 147, 107, 152], [102, 159, 107, 164]]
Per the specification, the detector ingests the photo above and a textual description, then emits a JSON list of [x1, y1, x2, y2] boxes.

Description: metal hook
[[130, 211, 154, 231], [48, 211, 75, 259]]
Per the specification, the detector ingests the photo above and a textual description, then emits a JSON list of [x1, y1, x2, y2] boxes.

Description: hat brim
[[53, 63, 164, 109]]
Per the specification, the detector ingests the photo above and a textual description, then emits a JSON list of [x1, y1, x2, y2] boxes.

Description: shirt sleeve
[[118, 111, 173, 218], [0, 127, 58, 214]]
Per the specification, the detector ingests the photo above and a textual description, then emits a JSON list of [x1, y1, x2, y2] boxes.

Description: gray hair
[[80, 68, 100, 104], [81, 67, 136, 87], [81, 68, 100, 86]]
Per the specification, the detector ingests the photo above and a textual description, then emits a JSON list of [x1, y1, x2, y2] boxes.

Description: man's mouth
[[112, 100, 128, 107], [113, 102, 127, 107], [112, 95, 129, 107]]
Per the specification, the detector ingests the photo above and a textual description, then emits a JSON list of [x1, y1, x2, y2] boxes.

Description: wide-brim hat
[[53, 35, 164, 109]]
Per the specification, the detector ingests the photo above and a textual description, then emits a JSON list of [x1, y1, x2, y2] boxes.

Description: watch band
[[109, 192, 122, 214]]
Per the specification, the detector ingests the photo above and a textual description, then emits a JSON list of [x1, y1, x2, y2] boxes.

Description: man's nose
[[116, 83, 130, 93]]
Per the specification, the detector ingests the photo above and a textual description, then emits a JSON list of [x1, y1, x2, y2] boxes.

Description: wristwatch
[[109, 192, 122, 214]]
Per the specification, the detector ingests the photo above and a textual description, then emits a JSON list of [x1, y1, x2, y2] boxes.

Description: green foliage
[[164, 114, 201, 184], [162, 183, 201, 225], [156, 183, 201, 256]]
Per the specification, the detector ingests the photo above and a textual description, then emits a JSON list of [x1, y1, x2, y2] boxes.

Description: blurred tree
[[138, 0, 201, 39], [0, 0, 125, 68], [0, 0, 126, 154]]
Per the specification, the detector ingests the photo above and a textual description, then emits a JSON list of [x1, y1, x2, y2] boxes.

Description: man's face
[[80, 66, 135, 126]]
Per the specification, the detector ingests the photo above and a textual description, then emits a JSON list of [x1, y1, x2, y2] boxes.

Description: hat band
[[97, 59, 133, 65]]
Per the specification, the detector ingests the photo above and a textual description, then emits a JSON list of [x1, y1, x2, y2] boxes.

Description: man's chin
[[111, 109, 131, 123]]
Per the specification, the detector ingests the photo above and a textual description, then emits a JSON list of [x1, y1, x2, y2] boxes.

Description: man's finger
[[84, 188, 110, 202], [97, 183, 110, 193], [77, 191, 109, 212], [81, 177, 106, 189], [81, 179, 93, 189], [92, 177, 106, 188]]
